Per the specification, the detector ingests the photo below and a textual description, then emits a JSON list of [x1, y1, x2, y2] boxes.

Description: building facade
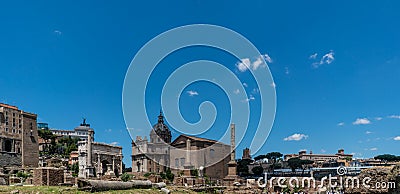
[[132, 112, 232, 180], [284, 149, 353, 164], [77, 122, 123, 178], [0, 103, 39, 168], [42, 119, 91, 140], [132, 112, 171, 174]]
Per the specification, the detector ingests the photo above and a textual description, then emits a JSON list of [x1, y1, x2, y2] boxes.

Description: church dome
[[151, 111, 172, 143]]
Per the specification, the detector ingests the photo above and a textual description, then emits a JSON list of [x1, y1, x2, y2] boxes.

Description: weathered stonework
[[0, 103, 39, 168], [33, 167, 64, 186]]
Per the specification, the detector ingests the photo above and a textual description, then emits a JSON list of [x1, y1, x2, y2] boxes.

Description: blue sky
[[1, 1, 400, 167]]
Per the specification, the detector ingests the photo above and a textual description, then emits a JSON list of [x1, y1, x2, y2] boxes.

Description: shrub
[[120, 173, 132, 182]]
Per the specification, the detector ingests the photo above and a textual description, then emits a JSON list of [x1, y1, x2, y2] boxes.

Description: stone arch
[[4, 139, 12, 152], [101, 160, 110, 175]]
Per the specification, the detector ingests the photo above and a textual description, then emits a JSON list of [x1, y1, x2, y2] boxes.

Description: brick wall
[[33, 168, 64, 186], [21, 112, 39, 168]]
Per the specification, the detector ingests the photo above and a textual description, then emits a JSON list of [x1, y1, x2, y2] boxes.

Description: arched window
[[4, 140, 12, 152], [210, 149, 215, 158]]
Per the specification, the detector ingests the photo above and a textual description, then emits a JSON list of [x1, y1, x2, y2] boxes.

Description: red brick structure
[[33, 167, 64, 186]]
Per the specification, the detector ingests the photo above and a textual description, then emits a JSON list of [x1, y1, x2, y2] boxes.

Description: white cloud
[[312, 50, 335, 68], [352, 118, 371, 125], [263, 54, 273, 63], [242, 95, 255, 102], [337, 122, 345, 126], [394, 136, 400, 141], [321, 149, 326, 153], [370, 147, 378, 151], [388, 115, 400, 119], [252, 57, 263, 71], [233, 89, 240, 94], [110, 142, 119, 145], [187, 90, 199, 97], [375, 117, 383, 121], [236, 58, 251, 72], [54, 30, 62, 35], [365, 131, 373, 134], [284, 133, 308, 141], [309, 53, 318, 59], [243, 83, 248, 87], [236, 54, 272, 72]]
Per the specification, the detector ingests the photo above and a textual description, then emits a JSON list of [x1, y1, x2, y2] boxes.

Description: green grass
[[0, 186, 197, 194]]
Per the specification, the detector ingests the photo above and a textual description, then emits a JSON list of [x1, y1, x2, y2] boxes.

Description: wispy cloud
[[110, 142, 119, 145], [187, 90, 199, 97], [375, 117, 383, 121], [236, 54, 272, 72], [370, 147, 378, 151], [105, 129, 112, 132], [394, 136, 400, 141], [321, 149, 326, 153], [284, 133, 308, 141], [352, 118, 371, 125], [388, 115, 400, 119], [285, 67, 290, 75], [53, 30, 62, 35], [311, 50, 335, 68], [309, 53, 318, 59], [365, 131, 373, 134], [337, 122, 345, 126], [242, 95, 255, 103]]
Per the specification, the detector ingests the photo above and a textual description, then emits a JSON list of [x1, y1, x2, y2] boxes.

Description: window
[[175, 158, 179, 167], [180, 158, 185, 166]]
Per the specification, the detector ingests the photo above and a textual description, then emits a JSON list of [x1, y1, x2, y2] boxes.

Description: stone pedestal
[[86, 166, 95, 178], [104, 164, 116, 177]]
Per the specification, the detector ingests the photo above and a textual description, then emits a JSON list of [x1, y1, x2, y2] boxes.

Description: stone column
[[87, 129, 93, 167], [120, 156, 123, 175], [86, 129, 95, 177], [230, 123, 235, 162], [112, 157, 115, 172], [186, 139, 191, 165], [224, 123, 239, 185], [183, 139, 193, 176], [97, 154, 101, 177]]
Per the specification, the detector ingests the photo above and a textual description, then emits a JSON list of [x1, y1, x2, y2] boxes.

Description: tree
[[190, 169, 199, 177], [71, 162, 79, 177], [237, 159, 252, 176], [288, 158, 302, 172], [374, 154, 399, 162], [288, 158, 313, 175], [254, 155, 267, 162], [252, 166, 264, 176], [38, 129, 56, 154], [299, 159, 313, 175], [165, 168, 175, 182], [265, 152, 283, 173]]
